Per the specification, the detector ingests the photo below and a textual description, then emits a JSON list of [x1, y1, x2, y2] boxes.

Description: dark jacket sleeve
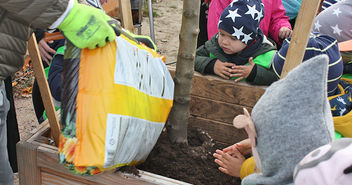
[[247, 64, 279, 86], [0, 0, 69, 29], [48, 54, 63, 102], [195, 45, 217, 74]]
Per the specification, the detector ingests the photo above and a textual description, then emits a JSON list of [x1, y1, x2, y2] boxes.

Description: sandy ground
[[13, 0, 183, 184]]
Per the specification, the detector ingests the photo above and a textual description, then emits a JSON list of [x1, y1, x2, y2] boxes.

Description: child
[[272, 33, 343, 96], [195, 0, 278, 84], [214, 55, 335, 184], [207, 0, 292, 46]]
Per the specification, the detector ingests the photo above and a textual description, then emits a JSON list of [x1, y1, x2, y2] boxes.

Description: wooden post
[[27, 33, 61, 146], [280, 0, 321, 78], [119, 0, 134, 33]]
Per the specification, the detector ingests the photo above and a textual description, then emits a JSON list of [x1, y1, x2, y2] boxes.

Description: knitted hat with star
[[218, 0, 264, 45], [273, 33, 343, 96]]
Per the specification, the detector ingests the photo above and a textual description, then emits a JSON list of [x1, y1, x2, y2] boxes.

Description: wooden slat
[[35, 139, 189, 185], [189, 116, 248, 145], [41, 172, 85, 185], [190, 96, 252, 124], [280, 0, 322, 78], [119, 0, 134, 33], [168, 66, 265, 108], [17, 141, 41, 185], [28, 33, 61, 146]]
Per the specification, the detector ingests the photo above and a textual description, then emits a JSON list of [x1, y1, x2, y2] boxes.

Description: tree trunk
[[167, 0, 201, 144]]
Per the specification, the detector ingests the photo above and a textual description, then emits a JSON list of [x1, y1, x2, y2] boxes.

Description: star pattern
[[314, 20, 322, 32], [332, 8, 341, 17], [245, 4, 258, 19], [331, 24, 342, 36], [226, 8, 241, 23], [242, 32, 252, 44], [256, 9, 263, 23], [230, 0, 239, 7], [232, 26, 245, 40], [218, 19, 222, 27]]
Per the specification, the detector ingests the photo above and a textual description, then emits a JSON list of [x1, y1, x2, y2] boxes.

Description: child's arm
[[195, 45, 217, 74], [269, 0, 292, 44], [213, 148, 245, 177]]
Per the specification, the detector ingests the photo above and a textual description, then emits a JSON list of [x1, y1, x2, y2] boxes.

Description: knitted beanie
[[242, 55, 335, 185], [294, 138, 352, 185], [218, 0, 264, 45], [272, 33, 343, 96]]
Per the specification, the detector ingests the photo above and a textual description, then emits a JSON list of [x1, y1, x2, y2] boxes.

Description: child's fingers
[[231, 148, 246, 161], [218, 167, 230, 175], [214, 158, 226, 168], [234, 77, 244, 83]]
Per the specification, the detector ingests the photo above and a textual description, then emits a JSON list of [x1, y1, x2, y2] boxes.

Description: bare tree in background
[[167, 0, 201, 144]]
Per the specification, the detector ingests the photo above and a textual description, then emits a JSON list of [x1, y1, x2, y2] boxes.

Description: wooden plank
[[119, 0, 134, 32], [168, 66, 265, 108], [28, 33, 61, 146], [36, 141, 189, 184], [41, 172, 85, 185], [17, 140, 41, 185], [190, 96, 252, 124], [189, 116, 248, 145], [280, 0, 322, 78]]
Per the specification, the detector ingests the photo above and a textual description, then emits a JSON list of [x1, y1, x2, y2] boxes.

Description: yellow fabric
[[329, 78, 352, 138], [73, 40, 173, 166], [240, 156, 256, 180]]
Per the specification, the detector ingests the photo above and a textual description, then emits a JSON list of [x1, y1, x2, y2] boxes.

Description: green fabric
[[252, 50, 276, 69], [342, 73, 352, 79], [58, 0, 115, 49], [334, 131, 343, 140]]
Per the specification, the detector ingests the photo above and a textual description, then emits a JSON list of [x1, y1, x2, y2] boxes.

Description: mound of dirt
[[137, 127, 241, 185]]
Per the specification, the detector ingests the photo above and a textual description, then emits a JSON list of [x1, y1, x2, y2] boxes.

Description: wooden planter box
[[168, 67, 266, 145], [17, 69, 265, 184]]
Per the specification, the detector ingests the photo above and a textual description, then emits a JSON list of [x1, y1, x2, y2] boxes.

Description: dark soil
[[137, 127, 241, 185]]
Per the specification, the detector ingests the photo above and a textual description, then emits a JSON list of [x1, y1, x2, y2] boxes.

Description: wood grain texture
[[28, 33, 61, 146], [190, 96, 252, 124], [17, 141, 41, 185], [189, 116, 248, 145]]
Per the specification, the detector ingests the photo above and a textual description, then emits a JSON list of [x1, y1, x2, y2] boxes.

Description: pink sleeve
[[207, 0, 232, 40], [268, 0, 292, 45]]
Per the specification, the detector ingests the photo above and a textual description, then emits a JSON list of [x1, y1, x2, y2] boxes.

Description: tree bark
[[167, 0, 201, 144]]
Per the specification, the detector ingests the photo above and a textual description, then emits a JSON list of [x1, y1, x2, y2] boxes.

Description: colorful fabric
[[208, 0, 291, 45], [218, 0, 264, 45], [294, 138, 352, 185], [273, 33, 343, 96], [59, 33, 174, 175], [329, 78, 352, 137]]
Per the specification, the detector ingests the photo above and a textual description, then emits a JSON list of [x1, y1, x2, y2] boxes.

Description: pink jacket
[[207, 0, 291, 45]]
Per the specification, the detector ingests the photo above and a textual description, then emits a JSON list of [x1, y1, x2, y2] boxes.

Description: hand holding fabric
[[58, 0, 116, 49]]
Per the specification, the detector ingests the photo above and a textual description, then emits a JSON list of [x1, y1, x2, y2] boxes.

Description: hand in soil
[[213, 148, 245, 177], [223, 138, 252, 156]]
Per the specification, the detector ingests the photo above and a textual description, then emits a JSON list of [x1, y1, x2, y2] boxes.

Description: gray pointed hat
[[242, 55, 335, 185]]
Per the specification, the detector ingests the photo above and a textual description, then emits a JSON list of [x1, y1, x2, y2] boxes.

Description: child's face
[[218, 29, 247, 55]]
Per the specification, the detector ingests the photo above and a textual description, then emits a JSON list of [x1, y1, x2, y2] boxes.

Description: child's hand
[[223, 138, 252, 156], [230, 57, 255, 82], [38, 38, 56, 65], [213, 148, 245, 177], [279, 27, 292, 39], [214, 59, 235, 79]]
